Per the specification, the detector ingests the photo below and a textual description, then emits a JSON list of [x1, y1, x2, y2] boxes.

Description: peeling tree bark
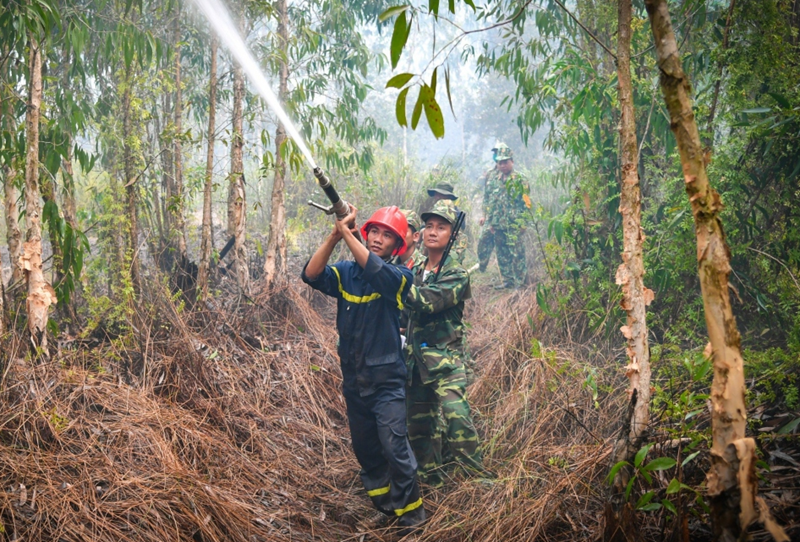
[[3, 164, 22, 289], [604, 2, 653, 537], [172, 7, 188, 260], [0, 265, 4, 336], [3, 85, 23, 293], [22, 35, 55, 352], [263, 0, 289, 288], [198, 35, 218, 301], [645, 2, 788, 541], [229, 41, 249, 294]]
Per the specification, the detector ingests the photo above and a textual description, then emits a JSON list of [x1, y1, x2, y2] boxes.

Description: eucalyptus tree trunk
[[229, 54, 249, 293], [39, 173, 62, 287], [198, 36, 218, 300], [263, 0, 289, 287], [122, 64, 141, 296], [0, 267, 4, 336], [604, 1, 652, 538], [645, 1, 787, 540], [159, 90, 174, 252], [22, 35, 55, 352], [705, 0, 736, 149], [3, 164, 22, 289], [172, 8, 188, 259], [60, 143, 81, 329], [2, 85, 23, 291]]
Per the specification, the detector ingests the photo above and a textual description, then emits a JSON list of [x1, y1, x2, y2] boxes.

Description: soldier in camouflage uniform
[[422, 182, 467, 263], [477, 142, 532, 289], [405, 200, 484, 487], [397, 209, 422, 269]]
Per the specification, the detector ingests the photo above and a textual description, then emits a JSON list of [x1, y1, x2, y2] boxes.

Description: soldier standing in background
[[405, 200, 485, 487], [477, 142, 532, 289], [397, 210, 422, 269], [423, 181, 467, 263]]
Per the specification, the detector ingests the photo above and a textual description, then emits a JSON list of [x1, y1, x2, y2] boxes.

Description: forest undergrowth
[[0, 276, 798, 541]]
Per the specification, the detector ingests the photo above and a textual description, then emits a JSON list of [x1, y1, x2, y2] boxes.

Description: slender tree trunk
[[159, 91, 173, 237], [122, 64, 141, 296], [60, 144, 81, 329], [39, 173, 62, 287], [705, 0, 736, 149], [3, 165, 22, 289], [644, 2, 788, 541], [229, 21, 249, 293], [198, 35, 218, 300], [263, 0, 289, 287], [2, 77, 23, 292], [22, 35, 55, 352], [0, 265, 4, 336], [604, 1, 653, 538], [173, 8, 187, 259]]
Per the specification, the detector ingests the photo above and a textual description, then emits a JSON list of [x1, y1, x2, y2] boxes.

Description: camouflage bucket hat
[[400, 209, 422, 232], [421, 200, 458, 225], [492, 142, 513, 161], [427, 182, 457, 200]]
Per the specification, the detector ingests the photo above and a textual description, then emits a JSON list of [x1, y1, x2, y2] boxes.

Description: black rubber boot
[[396, 504, 426, 537]]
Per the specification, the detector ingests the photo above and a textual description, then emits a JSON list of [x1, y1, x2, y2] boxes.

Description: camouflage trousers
[[407, 365, 483, 487], [477, 226, 527, 287]]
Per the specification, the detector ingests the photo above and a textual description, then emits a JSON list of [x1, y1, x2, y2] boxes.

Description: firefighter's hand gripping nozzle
[[309, 167, 350, 220]]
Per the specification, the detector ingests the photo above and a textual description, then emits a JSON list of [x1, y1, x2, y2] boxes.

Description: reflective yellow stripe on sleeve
[[367, 485, 390, 497], [394, 498, 423, 516], [331, 266, 381, 304], [395, 275, 407, 310]]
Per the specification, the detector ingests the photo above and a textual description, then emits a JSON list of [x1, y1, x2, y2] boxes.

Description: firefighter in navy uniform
[[301, 205, 426, 532]]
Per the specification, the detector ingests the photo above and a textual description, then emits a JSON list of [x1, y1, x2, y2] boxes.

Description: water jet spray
[[189, 0, 355, 223]]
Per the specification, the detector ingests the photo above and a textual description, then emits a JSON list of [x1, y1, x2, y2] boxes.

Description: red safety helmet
[[360, 206, 408, 256]]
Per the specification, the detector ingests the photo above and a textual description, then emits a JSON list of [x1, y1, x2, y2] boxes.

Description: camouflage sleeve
[[405, 266, 469, 314], [513, 174, 532, 221], [481, 171, 493, 215]]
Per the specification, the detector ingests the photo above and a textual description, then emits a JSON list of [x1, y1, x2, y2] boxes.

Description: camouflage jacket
[[404, 255, 471, 384], [482, 168, 531, 229]]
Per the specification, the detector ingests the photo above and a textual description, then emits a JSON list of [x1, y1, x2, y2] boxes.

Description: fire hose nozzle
[[311, 167, 349, 220], [313, 167, 330, 187], [309, 167, 362, 241]]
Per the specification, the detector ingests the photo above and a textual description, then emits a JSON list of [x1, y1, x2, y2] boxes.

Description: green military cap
[[427, 182, 458, 200], [492, 142, 513, 161], [400, 209, 422, 232], [421, 200, 458, 225]]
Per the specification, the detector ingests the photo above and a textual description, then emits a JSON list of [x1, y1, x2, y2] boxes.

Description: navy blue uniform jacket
[[302, 252, 413, 397]]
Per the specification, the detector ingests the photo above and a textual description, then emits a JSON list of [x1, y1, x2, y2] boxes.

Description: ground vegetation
[[0, 0, 799, 540]]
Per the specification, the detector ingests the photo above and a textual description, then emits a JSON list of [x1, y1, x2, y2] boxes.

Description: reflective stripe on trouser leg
[[344, 386, 421, 516], [344, 388, 392, 515]]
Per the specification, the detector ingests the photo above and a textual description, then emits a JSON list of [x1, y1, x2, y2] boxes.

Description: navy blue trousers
[[343, 385, 422, 518]]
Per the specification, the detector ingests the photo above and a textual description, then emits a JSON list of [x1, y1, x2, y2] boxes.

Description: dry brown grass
[[408, 286, 625, 542], [10, 278, 790, 541]]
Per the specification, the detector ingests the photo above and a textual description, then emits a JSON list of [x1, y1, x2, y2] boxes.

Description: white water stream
[[189, 0, 318, 170]]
